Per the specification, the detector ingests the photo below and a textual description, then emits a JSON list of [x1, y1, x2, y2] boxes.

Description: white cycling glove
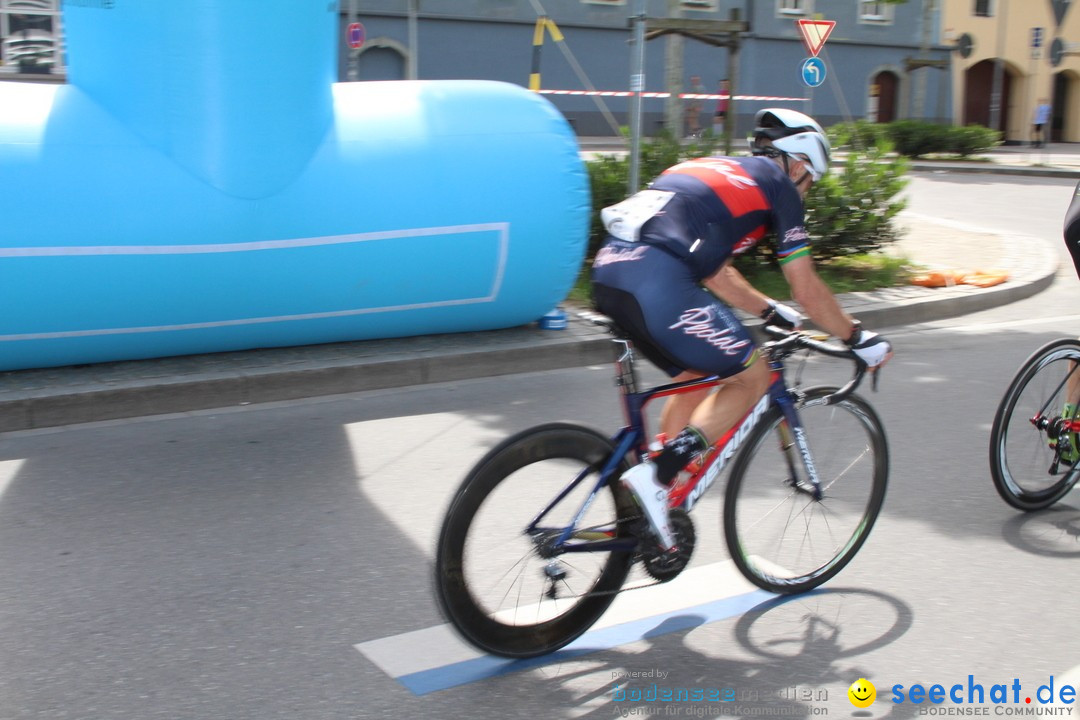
[[845, 324, 892, 368], [760, 301, 805, 330]]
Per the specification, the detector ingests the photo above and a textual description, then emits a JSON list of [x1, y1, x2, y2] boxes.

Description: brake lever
[[871, 367, 880, 392]]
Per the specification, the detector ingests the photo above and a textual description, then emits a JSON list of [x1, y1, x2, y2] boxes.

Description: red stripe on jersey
[[663, 159, 769, 218], [732, 226, 767, 255]]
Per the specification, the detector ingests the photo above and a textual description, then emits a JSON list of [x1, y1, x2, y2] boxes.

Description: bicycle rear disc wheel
[[724, 387, 888, 594], [435, 423, 637, 659], [990, 339, 1080, 511]]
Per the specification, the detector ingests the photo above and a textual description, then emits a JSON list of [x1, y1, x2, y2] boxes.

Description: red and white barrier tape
[[537, 90, 807, 101]]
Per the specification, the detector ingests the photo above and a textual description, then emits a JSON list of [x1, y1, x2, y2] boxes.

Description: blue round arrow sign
[[801, 57, 826, 88]]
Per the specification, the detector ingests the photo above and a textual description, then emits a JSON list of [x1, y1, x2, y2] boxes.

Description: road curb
[[906, 162, 1080, 179], [0, 328, 616, 433]]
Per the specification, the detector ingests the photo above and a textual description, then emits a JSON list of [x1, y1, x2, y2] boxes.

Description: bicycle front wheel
[[434, 423, 637, 659], [990, 339, 1080, 511], [724, 387, 888, 595]]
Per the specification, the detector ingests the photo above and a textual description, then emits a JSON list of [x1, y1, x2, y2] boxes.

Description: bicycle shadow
[[1000, 501, 1080, 558], [460, 586, 915, 719]]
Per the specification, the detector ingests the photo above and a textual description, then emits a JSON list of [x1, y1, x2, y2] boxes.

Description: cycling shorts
[[591, 239, 758, 379]]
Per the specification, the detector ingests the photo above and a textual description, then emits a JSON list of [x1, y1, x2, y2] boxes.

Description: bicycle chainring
[[639, 508, 695, 582]]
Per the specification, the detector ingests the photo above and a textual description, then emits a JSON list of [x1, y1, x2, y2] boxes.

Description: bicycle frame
[[525, 333, 824, 556]]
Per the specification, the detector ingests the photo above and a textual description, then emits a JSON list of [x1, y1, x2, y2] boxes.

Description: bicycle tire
[[989, 338, 1080, 511], [724, 387, 888, 595], [434, 422, 637, 659]]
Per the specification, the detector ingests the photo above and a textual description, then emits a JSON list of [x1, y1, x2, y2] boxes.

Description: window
[[974, 0, 993, 17], [0, 0, 64, 77], [778, 0, 810, 16], [859, 0, 894, 23], [681, 0, 719, 10]]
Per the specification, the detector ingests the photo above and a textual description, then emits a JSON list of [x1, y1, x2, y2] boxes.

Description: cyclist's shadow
[[508, 587, 913, 719], [1001, 501, 1080, 558]]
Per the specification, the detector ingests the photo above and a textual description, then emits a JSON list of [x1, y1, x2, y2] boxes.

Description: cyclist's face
[[758, 140, 813, 196], [779, 151, 814, 197]]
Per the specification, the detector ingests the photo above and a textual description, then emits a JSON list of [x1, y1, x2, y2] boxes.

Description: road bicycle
[[434, 314, 889, 659], [990, 338, 1080, 511]]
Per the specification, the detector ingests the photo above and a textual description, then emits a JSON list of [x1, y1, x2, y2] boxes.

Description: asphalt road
[[2, 174, 1079, 720]]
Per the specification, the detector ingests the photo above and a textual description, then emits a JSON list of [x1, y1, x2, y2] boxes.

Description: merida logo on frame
[[891, 675, 1077, 709]]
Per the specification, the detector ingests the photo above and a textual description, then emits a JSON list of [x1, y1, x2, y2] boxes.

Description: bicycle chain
[[546, 512, 692, 599]]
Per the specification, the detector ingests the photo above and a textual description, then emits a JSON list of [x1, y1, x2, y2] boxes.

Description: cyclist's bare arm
[[780, 255, 858, 340], [703, 263, 773, 317]]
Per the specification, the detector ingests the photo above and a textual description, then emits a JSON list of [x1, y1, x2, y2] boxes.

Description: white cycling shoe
[[619, 462, 676, 550]]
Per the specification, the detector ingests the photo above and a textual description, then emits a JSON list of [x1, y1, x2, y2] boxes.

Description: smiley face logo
[[848, 678, 876, 708]]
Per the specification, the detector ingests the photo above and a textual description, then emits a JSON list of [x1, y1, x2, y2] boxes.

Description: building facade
[[941, 0, 1080, 143], [345, 1, 953, 135], [0, 0, 65, 81], [9, 1, 1027, 140]]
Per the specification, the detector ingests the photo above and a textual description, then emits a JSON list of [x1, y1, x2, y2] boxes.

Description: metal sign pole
[[628, 0, 646, 195], [347, 0, 359, 81], [989, 0, 1008, 133]]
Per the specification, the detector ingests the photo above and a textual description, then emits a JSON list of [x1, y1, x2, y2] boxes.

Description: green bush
[[948, 124, 1001, 156], [827, 120, 890, 151], [887, 120, 950, 158], [802, 142, 910, 261], [828, 119, 1000, 158]]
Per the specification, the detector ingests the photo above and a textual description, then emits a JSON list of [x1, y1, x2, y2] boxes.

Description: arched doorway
[[356, 41, 407, 81], [872, 70, 899, 123], [1052, 70, 1077, 142], [963, 59, 1013, 133]]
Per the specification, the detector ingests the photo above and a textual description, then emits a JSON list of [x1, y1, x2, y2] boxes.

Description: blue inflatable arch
[[0, 1, 589, 371]]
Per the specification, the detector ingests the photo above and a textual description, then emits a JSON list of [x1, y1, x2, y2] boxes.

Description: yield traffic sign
[[796, 19, 836, 57]]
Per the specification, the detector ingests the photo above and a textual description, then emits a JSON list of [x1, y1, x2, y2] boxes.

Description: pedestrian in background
[[685, 75, 706, 139], [1032, 99, 1052, 148], [713, 79, 729, 137]]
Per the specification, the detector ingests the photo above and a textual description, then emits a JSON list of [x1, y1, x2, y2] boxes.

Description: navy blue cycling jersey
[[638, 155, 809, 280]]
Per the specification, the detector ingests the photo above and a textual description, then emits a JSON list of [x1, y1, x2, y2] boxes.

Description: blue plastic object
[[0, 1, 589, 371], [538, 308, 569, 330]]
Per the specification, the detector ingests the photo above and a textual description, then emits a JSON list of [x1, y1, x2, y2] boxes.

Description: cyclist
[[1066, 180, 1080, 277], [591, 108, 893, 550], [1054, 180, 1080, 462]]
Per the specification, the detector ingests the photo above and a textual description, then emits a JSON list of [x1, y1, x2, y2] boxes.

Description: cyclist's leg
[[660, 372, 713, 439], [685, 359, 770, 443]]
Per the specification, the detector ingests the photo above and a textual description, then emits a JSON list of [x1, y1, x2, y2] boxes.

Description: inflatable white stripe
[[0, 223, 509, 257]]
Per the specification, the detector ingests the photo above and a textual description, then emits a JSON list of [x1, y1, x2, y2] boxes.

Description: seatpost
[[612, 338, 640, 395]]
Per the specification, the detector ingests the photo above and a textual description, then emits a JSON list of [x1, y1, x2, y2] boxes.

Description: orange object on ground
[[910, 269, 1009, 288]]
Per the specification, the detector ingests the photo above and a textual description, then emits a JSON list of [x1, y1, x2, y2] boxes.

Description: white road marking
[[355, 559, 771, 695]]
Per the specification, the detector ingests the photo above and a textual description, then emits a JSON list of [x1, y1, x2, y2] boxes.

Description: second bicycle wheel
[[990, 338, 1080, 511], [434, 422, 638, 659], [724, 387, 888, 594]]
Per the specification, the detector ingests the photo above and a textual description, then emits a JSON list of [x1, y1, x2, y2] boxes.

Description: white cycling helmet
[[749, 108, 831, 182]]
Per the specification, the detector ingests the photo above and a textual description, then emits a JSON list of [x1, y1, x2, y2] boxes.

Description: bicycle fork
[[772, 382, 825, 502]]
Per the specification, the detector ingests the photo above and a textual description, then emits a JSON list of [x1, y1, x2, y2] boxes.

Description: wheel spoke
[[435, 425, 635, 658], [990, 341, 1080, 511], [725, 390, 886, 594]]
